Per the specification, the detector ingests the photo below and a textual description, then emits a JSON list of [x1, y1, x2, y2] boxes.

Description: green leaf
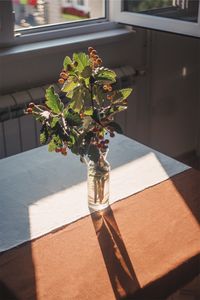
[[84, 107, 93, 116], [108, 121, 123, 134], [82, 87, 91, 104], [48, 139, 57, 152], [81, 66, 92, 78], [73, 52, 89, 73], [94, 86, 105, 105], [112, 88, 133, 103], [70, 87, 83, 112], [87, 144, 100, 163], [62, 80, 78, 93], [40, 132, 48, 144], [45, 86, 64, 114], [50, 117, 59, 128], [82, 116, 93, 130], [95, 68, 116, 85], [63, 56, 73, 69], [68, 134, 76, 148], [92, 109, 100, 123], [120, 88, 133, 99], [65, 110, 82, 126]]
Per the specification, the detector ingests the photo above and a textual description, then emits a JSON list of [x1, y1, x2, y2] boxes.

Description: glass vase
[[87, 151, 110, 211]]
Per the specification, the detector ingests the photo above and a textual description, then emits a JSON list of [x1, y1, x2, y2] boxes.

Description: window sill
[[0, 22, 133, 58]]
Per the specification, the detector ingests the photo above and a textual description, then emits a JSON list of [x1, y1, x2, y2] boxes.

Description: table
[[0, 135, 199, 299]]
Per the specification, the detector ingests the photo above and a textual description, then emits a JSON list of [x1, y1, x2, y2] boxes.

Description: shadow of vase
[[90, 206, 140, 299]]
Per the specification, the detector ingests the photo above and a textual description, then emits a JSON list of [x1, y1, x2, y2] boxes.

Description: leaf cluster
[[27, 49, 133, 162]]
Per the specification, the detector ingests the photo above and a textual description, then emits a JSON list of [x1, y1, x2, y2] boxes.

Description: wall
[[122, 28, 199, 159], [0, 26, 199, 160], [147, 30, 199, 158]]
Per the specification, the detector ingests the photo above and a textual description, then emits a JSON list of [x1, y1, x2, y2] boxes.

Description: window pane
[[13, 0, 105, 30], [122, 0, 199, 23]]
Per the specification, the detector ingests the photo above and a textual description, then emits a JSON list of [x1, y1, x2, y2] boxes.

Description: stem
[[61, 114, 68, 135], [90, 84, 95, 111]]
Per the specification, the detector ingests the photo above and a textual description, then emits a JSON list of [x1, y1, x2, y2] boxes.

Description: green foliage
[[40, 132, 48, 144], [45, 86, 64, 114], [65, 110, 82, 126], [95, 68, 116, 85], [62, 80, 78, 93], [112, 88, 133, 103], [81, 66, 92, 78], [63, 56, 73, 70], [48, 139, 57, 152], [73, 52, 90, 73], [70, 87, 83, 112], [27, 48, 133, 162]]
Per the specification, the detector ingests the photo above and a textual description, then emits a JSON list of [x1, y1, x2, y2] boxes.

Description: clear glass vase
[[87, 151, 110, 211]]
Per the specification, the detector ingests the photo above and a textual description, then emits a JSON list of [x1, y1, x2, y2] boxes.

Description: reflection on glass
[[122, 0, 199, 23], [12, 0, 105, 30]]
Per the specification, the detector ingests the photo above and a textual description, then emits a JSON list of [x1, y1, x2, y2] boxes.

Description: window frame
[[110, 0, 200, 38], [0, 0, 109, 47]]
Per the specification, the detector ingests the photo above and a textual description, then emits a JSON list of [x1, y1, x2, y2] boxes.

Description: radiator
[[0, 66, 136, 159]]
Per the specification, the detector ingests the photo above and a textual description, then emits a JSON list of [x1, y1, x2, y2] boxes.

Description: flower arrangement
[[26, 47, 133, 163]]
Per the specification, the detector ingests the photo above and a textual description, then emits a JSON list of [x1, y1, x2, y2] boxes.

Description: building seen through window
[[122, 0, 199, 23], [12, 0, 105, 30]]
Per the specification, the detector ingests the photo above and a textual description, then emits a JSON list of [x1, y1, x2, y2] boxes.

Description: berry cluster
[[55, 146, 67, 156], [58, 70, 68, 85], [25, 47, 133, 162], [88, 47, 102, 69]]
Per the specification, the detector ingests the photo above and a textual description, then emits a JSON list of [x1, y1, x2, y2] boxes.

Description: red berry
[[61, 148, 67, 156], [27, 108, 32, 114], [110, 132, 115, 138]]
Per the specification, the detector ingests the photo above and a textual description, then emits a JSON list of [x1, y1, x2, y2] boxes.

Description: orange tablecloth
[[0, 168, 200, 300]]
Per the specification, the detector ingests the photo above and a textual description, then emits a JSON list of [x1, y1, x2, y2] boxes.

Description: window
[[0, 0, 107, 47], [13, 0, 105, 30], [110, 0, 200, 37]]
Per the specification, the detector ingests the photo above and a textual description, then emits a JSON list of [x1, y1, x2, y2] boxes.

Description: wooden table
[[0, 168, 200, 300]]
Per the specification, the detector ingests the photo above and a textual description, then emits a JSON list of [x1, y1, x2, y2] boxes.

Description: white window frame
[[110, 0, 200, 38], [0, 0, 109, 47]]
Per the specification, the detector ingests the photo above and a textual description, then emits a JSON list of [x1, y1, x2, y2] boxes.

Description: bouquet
[[26, 47, 133, 163]]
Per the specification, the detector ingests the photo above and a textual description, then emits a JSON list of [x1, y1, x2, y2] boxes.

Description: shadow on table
[[90, 168, 200, 300], [0, 243, 36, 300], [90, 206, 140, 299], [168, 167, 200, 225], [0, 281, 19, 300], [131, 253, 200, 300]]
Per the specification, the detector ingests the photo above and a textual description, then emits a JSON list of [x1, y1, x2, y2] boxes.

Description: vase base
[[88, 201, 110, 211]]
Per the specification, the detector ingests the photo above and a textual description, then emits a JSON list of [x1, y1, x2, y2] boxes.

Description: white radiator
[[0, 66, 136, 158]]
